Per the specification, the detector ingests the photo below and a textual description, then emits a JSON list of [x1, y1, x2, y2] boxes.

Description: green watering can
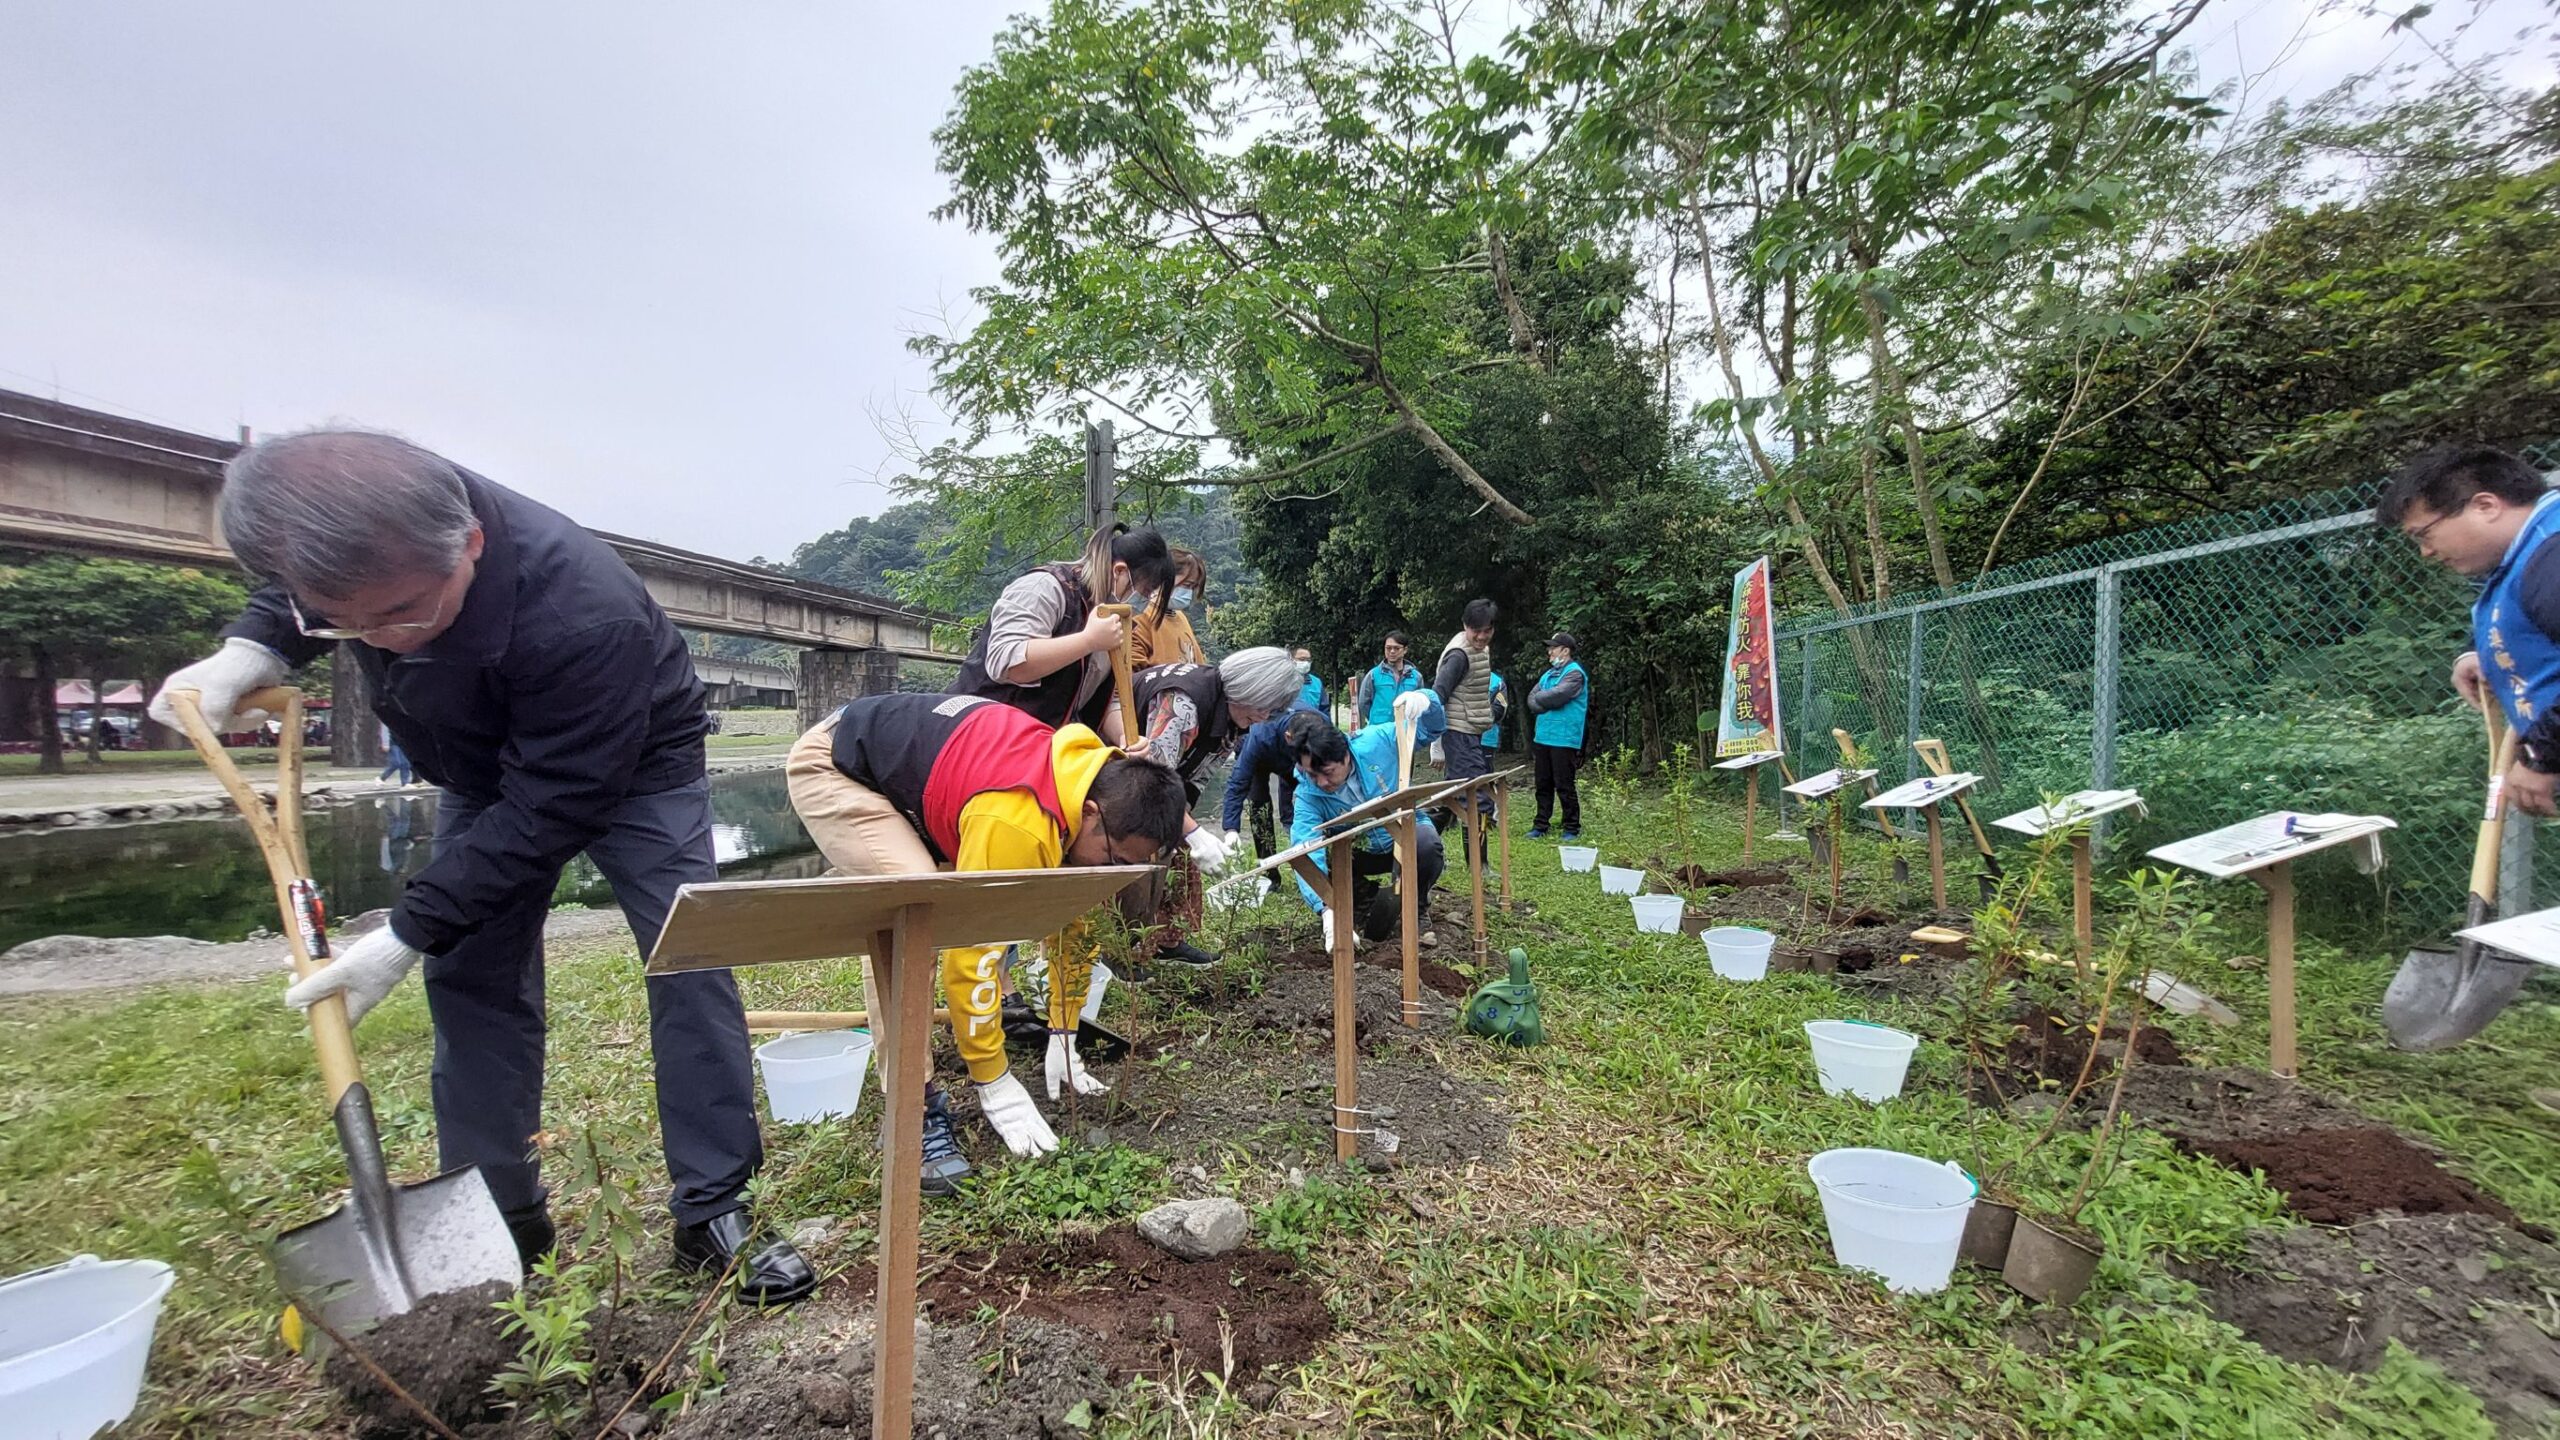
[[1463, 947, 1546, 1047]]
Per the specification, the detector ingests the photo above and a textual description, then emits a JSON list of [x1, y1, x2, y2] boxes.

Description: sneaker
[[1560, 829, 1581, 842], [1156, 938, 1221, 968], [1528, 825, 1550, 839], [920, 1083, 974, 1197]]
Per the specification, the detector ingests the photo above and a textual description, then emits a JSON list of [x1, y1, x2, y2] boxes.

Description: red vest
[[919, 703, 1067, 862]]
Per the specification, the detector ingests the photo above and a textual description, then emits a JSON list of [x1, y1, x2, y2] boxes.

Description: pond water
[[0, 768, 823, 950]]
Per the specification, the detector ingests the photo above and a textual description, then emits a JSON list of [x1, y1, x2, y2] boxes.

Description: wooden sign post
[[1991, 789, 2148, 983], [1784, 766, 1877, 910], [1863, 772, 1984, 918], [2147, 811, 2397, 1079], [1713, 750, 1784, 861], [1913, 738, 2002, 902], [647, 866, 1158, 1440]]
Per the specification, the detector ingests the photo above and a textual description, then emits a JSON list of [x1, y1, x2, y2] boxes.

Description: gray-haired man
[[148, 429, 814, 1305]]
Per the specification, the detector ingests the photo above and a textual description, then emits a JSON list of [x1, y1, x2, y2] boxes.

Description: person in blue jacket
[[1284, 690, 1446, 950], [1221, 693, 1316, 856], [2383, 443, 2560, 816], [1293, 646, 1325, 712], [1526, 631, 1590, 839], [1484, 671, 1509, 751], [1352, 631, 1425, 732]]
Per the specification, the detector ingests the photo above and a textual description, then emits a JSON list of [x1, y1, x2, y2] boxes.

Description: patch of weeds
[[1252, 1173, 1373, 1260], [961, 1139, 1169, 1240]]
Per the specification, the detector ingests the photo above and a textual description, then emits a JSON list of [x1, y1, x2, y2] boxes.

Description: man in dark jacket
[[147, 429, 813, 1305], [1221, 694, 1316, 856]]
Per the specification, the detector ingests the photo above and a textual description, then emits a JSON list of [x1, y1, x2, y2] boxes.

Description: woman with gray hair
[[1091, 646, 1300, 968]]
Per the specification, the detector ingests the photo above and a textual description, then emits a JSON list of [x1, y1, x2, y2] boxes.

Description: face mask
[[1296, 659, 1312, 675], [1170, 586, 1195, 610]]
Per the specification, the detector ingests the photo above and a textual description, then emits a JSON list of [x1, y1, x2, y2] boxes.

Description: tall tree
[[0, 557, 248, 773]]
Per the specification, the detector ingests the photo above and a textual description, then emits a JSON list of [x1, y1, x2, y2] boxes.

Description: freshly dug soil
[[332, 1281, 516, 1437], [1695, 865, 1790, 889], [1243, 958, 1460, 1047], [2180, 1126, 2549, 1237], [1972, 1003, 2185, 1104], [663, 1314, 1108, 1439], [920, 1226, 1333, 1386], [1112, 1043, 1509, 1170], [2114, 1064, 2367, 1144], [2187, 1214, 2560, 1435]]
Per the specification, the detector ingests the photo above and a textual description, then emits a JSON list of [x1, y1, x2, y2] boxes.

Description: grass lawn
[[3, 781, 2556, 1435]]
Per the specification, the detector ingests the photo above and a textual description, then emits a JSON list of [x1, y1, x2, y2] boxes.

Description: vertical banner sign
[[1716, 557, 1782, 759]]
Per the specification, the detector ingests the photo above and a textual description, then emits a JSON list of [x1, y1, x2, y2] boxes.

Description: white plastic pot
[[755, 1029, 874, 1123], [1630, 894, 1685, 933], [1804, 1020, 1920, 1102], [1702, 925, 1774, 981], [0, 1253, 175, 1439], [1807, 1148, 1977, 1294], [1598, 864, 1644, 895], [1558, 845, 1599, 873]]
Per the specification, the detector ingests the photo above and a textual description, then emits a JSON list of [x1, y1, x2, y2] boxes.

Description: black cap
[[1548, 631, 1577, 651]]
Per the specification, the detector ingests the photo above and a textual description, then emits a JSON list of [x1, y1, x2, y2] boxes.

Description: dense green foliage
[[0, 555, 248, 772]]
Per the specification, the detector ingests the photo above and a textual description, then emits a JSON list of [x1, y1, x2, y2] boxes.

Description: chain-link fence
[[1776, 446, 2560, 943]]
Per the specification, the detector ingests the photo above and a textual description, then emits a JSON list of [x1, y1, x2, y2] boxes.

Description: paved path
[[0, 739, 792, 827]]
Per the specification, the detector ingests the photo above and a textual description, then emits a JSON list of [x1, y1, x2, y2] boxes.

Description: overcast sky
[[1, 2, 2550, 564]]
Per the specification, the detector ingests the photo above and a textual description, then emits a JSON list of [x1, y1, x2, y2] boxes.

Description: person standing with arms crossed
[[1526, 632, 1590, 840]]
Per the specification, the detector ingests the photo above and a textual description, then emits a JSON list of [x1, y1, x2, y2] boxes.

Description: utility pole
[[1082, 420, 1117, 535]]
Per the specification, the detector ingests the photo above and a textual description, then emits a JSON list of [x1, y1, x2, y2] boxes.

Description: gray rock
[[1136, 1196, 1250, 1260]]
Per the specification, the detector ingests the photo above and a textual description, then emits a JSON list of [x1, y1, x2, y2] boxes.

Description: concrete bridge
[[0, 387, 959, 746]]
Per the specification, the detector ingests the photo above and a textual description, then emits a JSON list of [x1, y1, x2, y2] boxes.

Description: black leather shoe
[[1156, 938, 1221, 968], [672, 1210, 817, 1306], [1000, 992, 1048, 1051], [503, 1206, 556, 1271]]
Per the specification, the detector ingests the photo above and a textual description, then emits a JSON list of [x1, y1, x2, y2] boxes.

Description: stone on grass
[[1137, 1196, 1249, 1260]]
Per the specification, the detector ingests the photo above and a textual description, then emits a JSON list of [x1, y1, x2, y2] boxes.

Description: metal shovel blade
[[2383, 942, 2533, 1052], [274, 1081, 520, 1346]]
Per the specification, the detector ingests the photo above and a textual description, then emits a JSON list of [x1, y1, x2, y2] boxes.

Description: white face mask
[[1170, 586, 1195, 610], [1295, 658, 1312, 675]]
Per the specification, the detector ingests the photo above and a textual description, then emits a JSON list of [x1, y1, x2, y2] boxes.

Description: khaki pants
[[785, 716, 1013, 1082]]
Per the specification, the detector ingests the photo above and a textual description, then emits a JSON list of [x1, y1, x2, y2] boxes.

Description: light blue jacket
[[1290, 690, 1446, 910]]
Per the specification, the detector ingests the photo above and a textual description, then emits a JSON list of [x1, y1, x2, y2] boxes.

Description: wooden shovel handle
[[1836, 727, 1898, 839], [167, 685, 363, 1103], [2473, 701, 2519, 899], [1096, 604, 1138, 739], [1914, 738, 1998, 860]]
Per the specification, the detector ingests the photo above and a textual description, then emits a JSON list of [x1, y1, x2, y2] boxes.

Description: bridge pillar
[[797, 647, 899, 731]]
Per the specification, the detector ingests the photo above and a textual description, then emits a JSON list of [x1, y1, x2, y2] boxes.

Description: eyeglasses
[[2405, 505, 2468, 546], [289, 588, 452, 642]]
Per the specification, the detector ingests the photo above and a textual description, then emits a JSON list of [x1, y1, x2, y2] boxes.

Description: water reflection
[[0, 768, 819, 950]]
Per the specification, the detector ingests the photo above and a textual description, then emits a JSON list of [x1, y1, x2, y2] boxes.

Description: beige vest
[[1441, 631, 1493, 735]]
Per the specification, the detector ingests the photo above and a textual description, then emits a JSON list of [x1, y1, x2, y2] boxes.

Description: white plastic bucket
[[755, 1029, 874, 1123], [1703, 926, 1774, 981], [1805, 1020, 1920, 1102], [1630, 894, 1685, 933], [1559, 846, 1599, 873], [1599, 864, 1644, 895], [0, 1254, 175, 1438], [1806, 1148, 1977, 1294]]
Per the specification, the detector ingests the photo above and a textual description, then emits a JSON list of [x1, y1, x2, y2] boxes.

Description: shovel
[[2383, 700, 2532, 1051], [168, 687, 519, 1346]]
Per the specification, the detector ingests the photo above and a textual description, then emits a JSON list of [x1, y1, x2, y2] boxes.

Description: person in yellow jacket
[[785, 692, 1187, 1193], [1129, 547, 1208, 668]]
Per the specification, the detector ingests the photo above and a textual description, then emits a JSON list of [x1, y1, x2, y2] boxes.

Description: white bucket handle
[[1946, 1161, 1978, 1197], [0, 1254, 98, 1296]]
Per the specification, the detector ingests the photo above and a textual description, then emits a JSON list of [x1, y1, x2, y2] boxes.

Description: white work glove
[[148, 638, 289, 733], [1045, 1030, 1110, 1099], [975, 1071, 1059, 1157], [1183, 826, 1232, 871], [1081, 964, 1112, 1024], [282, 922, 424, 1028], [1392, 689, 1433, 724], [1221, 829, 1242, 851], [1321, 909, 1339, 952]]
